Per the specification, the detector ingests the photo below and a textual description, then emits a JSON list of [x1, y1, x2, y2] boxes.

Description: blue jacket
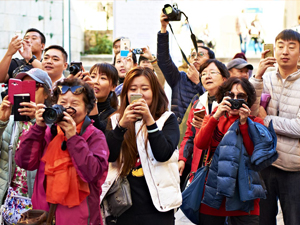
[[202, 118, 277, 212], [157, 31, 204, 124]]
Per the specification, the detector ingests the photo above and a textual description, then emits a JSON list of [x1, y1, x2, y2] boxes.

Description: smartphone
[[14, 94, 30, 121], [194, 109, 206, 119], [15, 30, 22, 40], [120, 38, 131, 57], [8, 79, 35, 104], [264, 44, 274, 58], [130, 93, 142, 104]]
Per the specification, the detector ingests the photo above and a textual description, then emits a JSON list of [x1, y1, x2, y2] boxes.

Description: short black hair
[[44, 45, 68, 62], [197, 39, 205, 45], [275, 29, 300, 46], [199, 59, 230, 80], [215, 77, 256, 108], [25, 28, 46, 44], [52, 78, 96, 114], [138, 55, 149, 65]]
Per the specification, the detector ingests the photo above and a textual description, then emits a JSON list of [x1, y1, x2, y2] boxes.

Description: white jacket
[[249, 69, 300, 171], [101, 111, 182, 212]]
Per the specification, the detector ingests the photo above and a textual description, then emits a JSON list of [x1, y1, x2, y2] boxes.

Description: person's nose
[[282, 46, 289, 55]]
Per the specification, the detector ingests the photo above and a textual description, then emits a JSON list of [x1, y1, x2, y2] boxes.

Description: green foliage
[[85, 34, 112, 54]]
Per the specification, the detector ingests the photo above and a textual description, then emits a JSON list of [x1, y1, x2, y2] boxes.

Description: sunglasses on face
[[35, 83, 44, 91], [224, 91, 248, 101], [57, 85, 85, 95]]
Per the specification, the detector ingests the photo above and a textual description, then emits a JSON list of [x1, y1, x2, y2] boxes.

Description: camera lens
[[69, 64, 80, 75], [42, 104, 65, 124]]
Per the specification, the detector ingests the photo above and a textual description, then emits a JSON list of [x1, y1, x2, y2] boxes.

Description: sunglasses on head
[[57, 85, 85, 95], [224, 91, 248, 101]]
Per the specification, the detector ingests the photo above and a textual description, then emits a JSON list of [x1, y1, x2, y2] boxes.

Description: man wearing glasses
[[157, 13, 215, 124]]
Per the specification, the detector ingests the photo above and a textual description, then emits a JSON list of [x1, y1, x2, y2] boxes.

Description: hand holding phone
[[194, 109, 205, 119], [192, 109, 205, 128], [14, 94, 30, 121]]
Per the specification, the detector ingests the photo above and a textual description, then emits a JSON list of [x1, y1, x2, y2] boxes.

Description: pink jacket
[[15, 123, 109, 225]]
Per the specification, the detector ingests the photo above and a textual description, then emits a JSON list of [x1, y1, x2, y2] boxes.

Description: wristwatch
[[28, 55, 37, 64]]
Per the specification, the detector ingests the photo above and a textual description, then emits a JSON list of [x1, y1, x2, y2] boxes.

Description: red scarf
[[41, 121, 90, 208]]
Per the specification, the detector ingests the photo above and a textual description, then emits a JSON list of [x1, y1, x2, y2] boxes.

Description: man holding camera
[[42, 45, 68, 88], [0, 28, 45, 83], [157, 13, 215, 124], [249, 29, 300, 225]]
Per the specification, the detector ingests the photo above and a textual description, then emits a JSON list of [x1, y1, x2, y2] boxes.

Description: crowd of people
[[0, 11, 299, 225]]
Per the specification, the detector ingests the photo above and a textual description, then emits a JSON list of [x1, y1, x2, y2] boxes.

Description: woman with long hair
[[102, 67, 181, 224], [88, 63, 118, 132]]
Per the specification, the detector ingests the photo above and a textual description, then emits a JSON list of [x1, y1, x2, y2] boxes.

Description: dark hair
[[42, 83, 52, 107], [199, 59, 230, 83], [138, 55, 149, 65], [275, 29, 300, 46], [25, 28, 46, 44], [44, 45, 68, 62], [52, 78, 96, 114], [89, 63, 119, 109], [215, 77, 256, 108], [199, 46, 215, 59], [116, 67, 169, 176], [113, 51, 137, 65], [197, 39, 205, 45]]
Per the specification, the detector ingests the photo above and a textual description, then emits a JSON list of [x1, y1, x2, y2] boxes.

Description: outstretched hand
[[0, 96, 12, 122]]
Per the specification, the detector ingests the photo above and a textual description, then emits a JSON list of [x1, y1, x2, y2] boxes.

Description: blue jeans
[[259, 166, 300, 225]]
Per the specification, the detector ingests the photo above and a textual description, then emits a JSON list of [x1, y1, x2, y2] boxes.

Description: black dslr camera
[[162, 3, 181, 21], [132, 48, 143, 54], [228, 99, 247, 110], [69, 62, 82, 75], [43, 104, 66, 124]]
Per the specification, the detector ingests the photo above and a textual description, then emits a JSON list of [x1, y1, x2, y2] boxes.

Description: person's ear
[[41, 43, 45, 51], [63, 62, 68, 70]]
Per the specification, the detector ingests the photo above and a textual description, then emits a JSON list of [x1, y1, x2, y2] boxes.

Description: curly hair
[[215, 77, 256, 108], [52, 78, 96, 114]]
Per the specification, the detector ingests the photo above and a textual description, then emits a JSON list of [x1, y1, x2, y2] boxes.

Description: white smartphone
[[120, 38, 131, 57]]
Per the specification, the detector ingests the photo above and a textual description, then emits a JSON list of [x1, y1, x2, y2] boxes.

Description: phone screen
[[194, 109, 205, 119]]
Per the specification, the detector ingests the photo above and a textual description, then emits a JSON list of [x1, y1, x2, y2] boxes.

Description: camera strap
[[168, 14, 198, 65]]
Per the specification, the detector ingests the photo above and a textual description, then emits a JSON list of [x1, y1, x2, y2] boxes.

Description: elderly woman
[[15, 78, 109, 225]]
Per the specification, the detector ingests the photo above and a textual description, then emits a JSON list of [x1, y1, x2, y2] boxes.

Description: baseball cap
[[15, 68, 52, 90], [227, 58, 253, 70]]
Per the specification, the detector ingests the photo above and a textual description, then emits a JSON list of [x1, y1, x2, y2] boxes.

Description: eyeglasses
[[200, 70, 221, 78], [224, 91, 248, 101], [57, 85, 85, 95], [36, 83, 44, 91], [191, 52, 207, 59]]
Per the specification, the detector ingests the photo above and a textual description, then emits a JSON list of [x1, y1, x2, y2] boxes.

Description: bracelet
[[147, 127, 159, 133], [149, 57, 157, 63], [117, 123, 128, 133]]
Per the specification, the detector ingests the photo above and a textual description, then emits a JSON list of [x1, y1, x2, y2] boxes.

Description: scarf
[[41, 121, 90, 208]]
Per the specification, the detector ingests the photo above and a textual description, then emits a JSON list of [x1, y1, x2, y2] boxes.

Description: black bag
[[103, 176, 132, 218]]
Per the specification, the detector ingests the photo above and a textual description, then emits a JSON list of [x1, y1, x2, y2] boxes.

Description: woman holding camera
[[15, 78, 109, 225], [194, 77, 263, 225], [0, 68, 51, 204], [102, 67, 181, 225]]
